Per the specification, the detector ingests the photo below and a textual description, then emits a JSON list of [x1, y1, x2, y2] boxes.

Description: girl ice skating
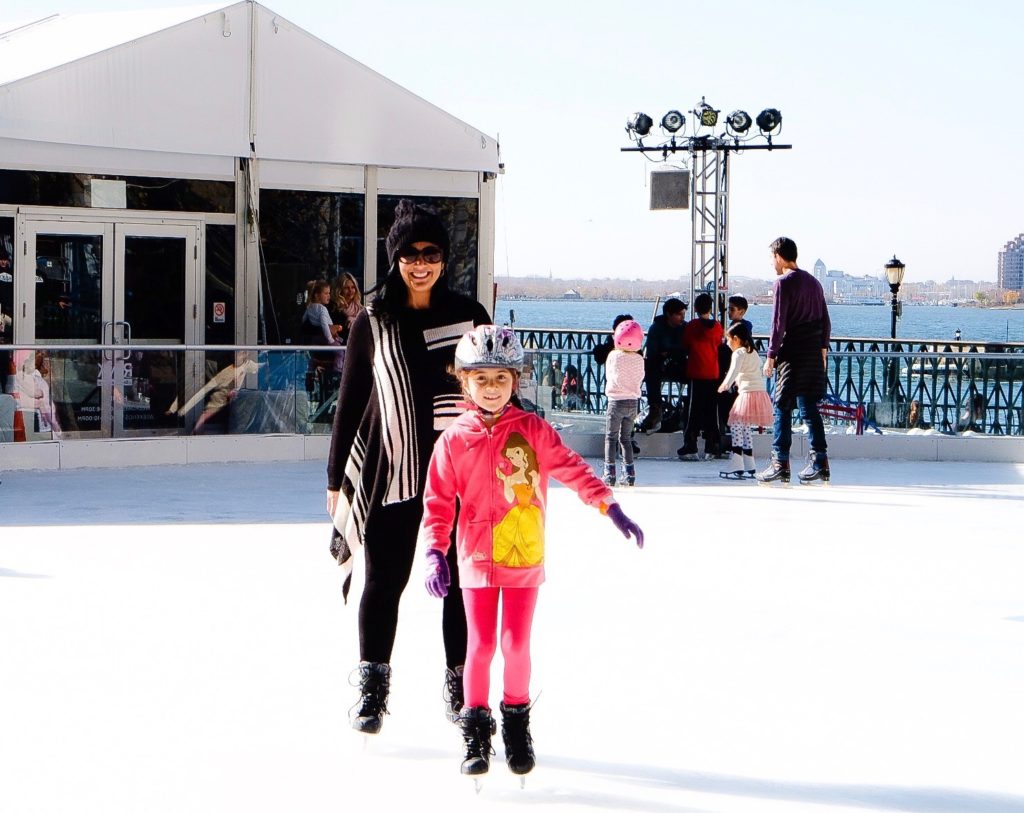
[[419, 325, 644, 781], [717, 322, 774, 479], [602, 319, 645, 486]]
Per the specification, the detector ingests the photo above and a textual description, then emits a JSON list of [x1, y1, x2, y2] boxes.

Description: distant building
[[562, 288, 582, 300], [811, 260, 886, 304], [998, 234, 1024, 291]]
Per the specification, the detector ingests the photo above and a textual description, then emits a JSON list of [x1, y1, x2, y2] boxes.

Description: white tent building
[[0, 3, 499, 454]]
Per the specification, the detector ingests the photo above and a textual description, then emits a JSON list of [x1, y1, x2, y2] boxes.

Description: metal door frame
[[16, 209, 204, 437]]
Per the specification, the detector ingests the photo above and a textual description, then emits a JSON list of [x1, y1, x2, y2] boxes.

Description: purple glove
[[425, 548, 450, 598], [607, 503, 644, 549]]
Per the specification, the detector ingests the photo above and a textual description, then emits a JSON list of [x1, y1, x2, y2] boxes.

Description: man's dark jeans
[[772, 396, 827, 462]]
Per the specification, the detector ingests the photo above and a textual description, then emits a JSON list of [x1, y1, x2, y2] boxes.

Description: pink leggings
[[462, 586, 539, 708]]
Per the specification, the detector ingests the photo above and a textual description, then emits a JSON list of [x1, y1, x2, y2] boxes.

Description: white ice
[[2, 458, 1023, 813]]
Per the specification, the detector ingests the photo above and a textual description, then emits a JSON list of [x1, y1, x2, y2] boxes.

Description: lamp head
[[756, 108, 782, 134], [726, 110, 752, 135], [884, 255, 906, 287], [660, 110, 685, 133], [626, 112, 653, 137]]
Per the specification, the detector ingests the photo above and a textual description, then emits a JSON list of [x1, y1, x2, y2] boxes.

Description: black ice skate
[[500, 701, 536, 784], [443, 666, 464, 724], [676, 444, 699, 461], [756, 457, 791, 485], [602, 463, 616, 487], [459, 706, 495, 787], [623, 463, 636, 487], [351, 661, 390, 734], [798, 454, 830, 484]]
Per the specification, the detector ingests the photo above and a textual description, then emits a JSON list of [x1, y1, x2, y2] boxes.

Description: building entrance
[[16, 215, 201, 437]]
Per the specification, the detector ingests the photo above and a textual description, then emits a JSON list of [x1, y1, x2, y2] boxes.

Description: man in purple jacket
[[757, 237, 832, 484]]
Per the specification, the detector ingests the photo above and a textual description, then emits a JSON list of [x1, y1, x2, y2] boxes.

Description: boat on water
[[832, 295, 886, 306]]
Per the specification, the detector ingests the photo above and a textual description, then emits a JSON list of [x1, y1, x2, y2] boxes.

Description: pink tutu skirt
[[729, 390, 774, 428]]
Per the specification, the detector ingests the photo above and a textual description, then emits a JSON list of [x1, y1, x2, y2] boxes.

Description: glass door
[[19, 221, 112, 437], [114, 223, 200, 436], [19, 218, 199, 437]]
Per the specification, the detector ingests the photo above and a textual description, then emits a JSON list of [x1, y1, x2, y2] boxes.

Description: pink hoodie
[[420, 405, 613, 588]]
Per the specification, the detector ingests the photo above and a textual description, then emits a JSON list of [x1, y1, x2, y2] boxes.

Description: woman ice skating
[[717, 322, 774, 479], [419, 325, 644, 779], [326, 199, 491, 735], [602, 318, 644, 486]]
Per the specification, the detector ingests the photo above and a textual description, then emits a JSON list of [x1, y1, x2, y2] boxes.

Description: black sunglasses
[[397, 246, 443, 265]]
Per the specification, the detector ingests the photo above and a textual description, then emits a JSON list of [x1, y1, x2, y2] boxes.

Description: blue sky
[[4, 0, 1022, 282]]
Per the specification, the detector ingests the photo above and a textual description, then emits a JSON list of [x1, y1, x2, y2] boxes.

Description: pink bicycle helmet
[[613, 319, 644, 352]]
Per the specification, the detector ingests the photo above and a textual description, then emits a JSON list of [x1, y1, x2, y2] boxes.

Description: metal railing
[[516, 330, 1024, 435], [3, 333, 1022, 442]]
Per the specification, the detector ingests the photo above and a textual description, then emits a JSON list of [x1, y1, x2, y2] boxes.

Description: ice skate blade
[[472, 777, 485, 794], [519, 776, 527, 790], [756, 478, 791, 488], [719, 471, 746, 481]]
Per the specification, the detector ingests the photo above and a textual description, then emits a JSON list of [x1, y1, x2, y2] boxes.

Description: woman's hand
[[326, 489, 339, 518]]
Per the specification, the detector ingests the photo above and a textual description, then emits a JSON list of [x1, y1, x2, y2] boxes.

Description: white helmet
[[454, 325, 524, 371]]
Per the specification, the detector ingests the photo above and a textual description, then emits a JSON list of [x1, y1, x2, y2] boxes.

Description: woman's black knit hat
[[384, 199, 451, 266]]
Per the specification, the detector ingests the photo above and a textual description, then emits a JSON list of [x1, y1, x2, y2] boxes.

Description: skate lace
[[501, 702, 535, 755], [347, 666, 390, 720], [463, 716, 495, 760], [443, 669, 464, 721]]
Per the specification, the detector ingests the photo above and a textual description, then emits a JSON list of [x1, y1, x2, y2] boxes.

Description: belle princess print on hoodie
[[493, 431, 544, 568]]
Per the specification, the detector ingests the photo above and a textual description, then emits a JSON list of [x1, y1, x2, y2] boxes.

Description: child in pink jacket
[[420, 325, 644, 781]]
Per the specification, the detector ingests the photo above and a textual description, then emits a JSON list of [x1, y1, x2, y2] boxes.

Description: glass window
[[0, 169, 234, 213], [1, 216, 13, 345], [205, 225, 236, 345], [258, 189, 364, 344], [377, 195, 479, 299], [34, 234, 103, 342]]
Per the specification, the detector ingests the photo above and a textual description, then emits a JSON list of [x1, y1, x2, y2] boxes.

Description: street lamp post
[[884, 255, 906, 340], [883, 255, 906, 410]]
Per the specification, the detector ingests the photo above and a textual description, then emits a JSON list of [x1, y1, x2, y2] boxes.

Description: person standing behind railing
[[641, 298, 687, 433], [757, 236, 832, 485], [677, 293, 723, 459]]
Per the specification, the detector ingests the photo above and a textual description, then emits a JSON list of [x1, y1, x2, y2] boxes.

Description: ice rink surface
[[2, 457, 1023, 813]]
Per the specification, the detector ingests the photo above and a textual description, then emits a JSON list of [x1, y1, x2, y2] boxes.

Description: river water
[[496, 299, 1024, 344]]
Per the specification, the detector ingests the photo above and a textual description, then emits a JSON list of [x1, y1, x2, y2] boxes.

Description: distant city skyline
[[3, 0, 1021, 283]]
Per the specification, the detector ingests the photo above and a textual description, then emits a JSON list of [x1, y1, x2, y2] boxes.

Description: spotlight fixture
[[755, 108, 782, 133], [725, 110, 752, 135], [696, 98, 719, 128], [660, 110, 685, 133], [626, 112, 653, 137]]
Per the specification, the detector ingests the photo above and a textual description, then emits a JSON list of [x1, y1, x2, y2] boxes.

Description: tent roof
[[0, 2, 499, 173]]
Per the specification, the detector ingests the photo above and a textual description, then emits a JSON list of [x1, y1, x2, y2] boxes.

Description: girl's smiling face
[[466, 368, 516, 413]]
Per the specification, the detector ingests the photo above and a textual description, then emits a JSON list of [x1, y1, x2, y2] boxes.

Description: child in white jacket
[[603, 319, 645, 486], [717, 322, 774, 479]]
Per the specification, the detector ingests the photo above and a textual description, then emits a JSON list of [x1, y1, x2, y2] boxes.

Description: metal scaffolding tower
[[622, 102, 791, 325]]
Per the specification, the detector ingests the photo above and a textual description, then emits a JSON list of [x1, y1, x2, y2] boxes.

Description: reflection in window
[[205, 225, 235, 345], [258, 189, 364, 344], [1, 216, 12, 345], [377, 195, 478, 299], [34, 234, 103, 342], [0, 169, 234, 213]]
